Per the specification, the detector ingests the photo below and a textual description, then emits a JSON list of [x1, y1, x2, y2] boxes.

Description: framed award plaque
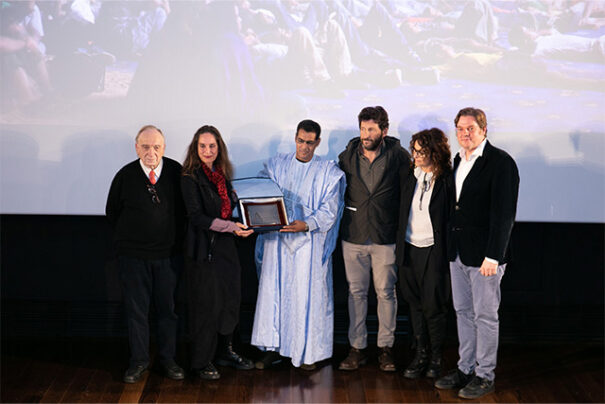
[[231, 177, 289, 232]]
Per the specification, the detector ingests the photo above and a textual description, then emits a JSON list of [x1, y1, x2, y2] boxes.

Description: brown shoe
[[338, 347, 367, 371], [378, 346, 396, 372], [255, 351, 282, 370], [299, 363, 317, 371]]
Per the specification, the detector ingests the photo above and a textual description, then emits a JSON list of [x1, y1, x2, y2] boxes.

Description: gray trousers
[[450, 256, 505, 381], [342, 240, 398, 349]]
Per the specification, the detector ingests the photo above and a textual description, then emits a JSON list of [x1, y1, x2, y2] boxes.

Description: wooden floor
[[1, 338, 603, 403]]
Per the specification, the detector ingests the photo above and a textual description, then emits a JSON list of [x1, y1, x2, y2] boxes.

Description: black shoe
[[123, 364, 148, 383], [162, 361, 185, 380], [255, 351, 282, 370], [215, 343, 254, 370], [458, 375, 495, 399], [378, 346, 396, 372], [403, 348, 428, 379], [425, 357, 442, 379], [434, 368, 474, 390], [195, 362, 221, 380]]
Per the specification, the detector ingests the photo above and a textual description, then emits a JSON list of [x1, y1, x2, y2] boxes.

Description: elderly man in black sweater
[[106, 125, 185, 383]]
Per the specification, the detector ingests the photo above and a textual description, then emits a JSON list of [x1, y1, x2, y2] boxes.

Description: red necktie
[[149, 170, 156, 185]]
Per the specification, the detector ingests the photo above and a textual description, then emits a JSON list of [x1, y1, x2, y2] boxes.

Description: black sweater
[[106, 158, 185, 259]]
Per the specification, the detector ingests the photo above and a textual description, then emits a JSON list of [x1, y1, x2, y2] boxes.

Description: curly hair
[[409, 128, 452, 180], [182, 125, 234, 180]]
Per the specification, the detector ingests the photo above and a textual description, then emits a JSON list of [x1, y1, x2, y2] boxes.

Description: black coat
[[181, 167, 237, 263], [395, 167, 453, 269], [448, 141, 520, 266]]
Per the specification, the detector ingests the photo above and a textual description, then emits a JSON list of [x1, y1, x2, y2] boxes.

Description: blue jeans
[[450, 256, 505, 381]]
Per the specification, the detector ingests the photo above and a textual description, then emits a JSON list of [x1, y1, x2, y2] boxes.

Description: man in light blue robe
[[251, 119, 345, 369]]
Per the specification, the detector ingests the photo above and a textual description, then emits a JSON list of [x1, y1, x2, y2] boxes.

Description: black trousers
[[119, 255, 180, 367], [398, 243, 450, 354], [186, 233, 241, 369]]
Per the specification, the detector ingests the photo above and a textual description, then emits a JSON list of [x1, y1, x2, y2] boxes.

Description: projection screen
[[1, 0, 604, 222]]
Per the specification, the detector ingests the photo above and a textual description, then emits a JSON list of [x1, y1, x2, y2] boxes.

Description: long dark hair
[[409, 128, 452, 180], [182, 125, 234, 180]]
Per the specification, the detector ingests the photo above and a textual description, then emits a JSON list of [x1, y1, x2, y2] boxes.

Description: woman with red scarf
[[181, 125, 254, 380]]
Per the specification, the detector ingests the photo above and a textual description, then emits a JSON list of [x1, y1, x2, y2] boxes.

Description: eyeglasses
[[147, 184, 161, 204], [412, 147, 429, 157]]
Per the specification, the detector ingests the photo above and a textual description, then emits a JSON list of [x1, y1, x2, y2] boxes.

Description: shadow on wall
[[396, 113, 451, 146], [229, 122, 283, 178], [62, 129, 133, 214], [325, 129, 358, 162], [0, 130, 43, 213], [569, 128, 605, 168], [516, 136, 604, 222]]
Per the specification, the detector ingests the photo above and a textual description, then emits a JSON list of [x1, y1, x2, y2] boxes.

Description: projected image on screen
[[1, 0, 604, 222], [2, 1, 603, 122]]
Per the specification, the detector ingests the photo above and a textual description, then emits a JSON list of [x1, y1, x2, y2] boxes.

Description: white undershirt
[[405, 167, 434, 248], [455, 138, 487, 202]]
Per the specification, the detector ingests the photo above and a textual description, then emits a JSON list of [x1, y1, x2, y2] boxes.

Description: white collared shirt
[[139, 158, 163, 181], [455, 138, 487, 202], [454, 138, 498, 265]]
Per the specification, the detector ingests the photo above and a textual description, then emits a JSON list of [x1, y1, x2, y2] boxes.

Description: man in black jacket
[[106, 125, 185, 383], [434, 108, 519, 399], [338, 106, 411, 372]]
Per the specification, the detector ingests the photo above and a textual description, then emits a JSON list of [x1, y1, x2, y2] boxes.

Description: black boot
[[195, 362, 220, 380], [215, 338, 254, 370], [426, 313, 446, 379], [425, 351, 442, 378], [403, 337, 429, 379]]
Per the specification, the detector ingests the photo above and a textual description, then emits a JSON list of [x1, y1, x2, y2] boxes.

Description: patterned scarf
[[201, 163, 231, 219]]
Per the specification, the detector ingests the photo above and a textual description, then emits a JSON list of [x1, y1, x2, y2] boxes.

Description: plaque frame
[[239, 197, 288, 232]]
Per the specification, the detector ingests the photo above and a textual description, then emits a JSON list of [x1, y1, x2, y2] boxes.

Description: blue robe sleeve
[[304, 163, 345, 233]]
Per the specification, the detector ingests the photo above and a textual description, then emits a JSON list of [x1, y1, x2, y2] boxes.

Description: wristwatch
[[304, 222, 309, 232]]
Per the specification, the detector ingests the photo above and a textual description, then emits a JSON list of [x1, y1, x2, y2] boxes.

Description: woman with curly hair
[[181, 125, 254, 380], [395, 127, 453, 380]]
